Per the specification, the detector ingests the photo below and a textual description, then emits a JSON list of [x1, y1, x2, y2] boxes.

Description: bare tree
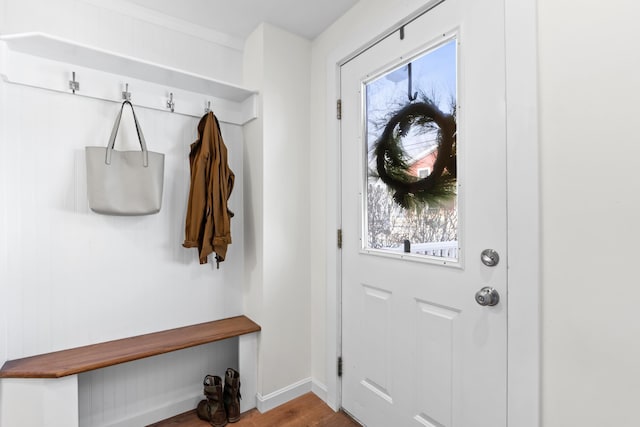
[[367, 183, 457, 250]]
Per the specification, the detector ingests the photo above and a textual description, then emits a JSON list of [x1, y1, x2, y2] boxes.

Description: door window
[[364, 38, 458, 261]]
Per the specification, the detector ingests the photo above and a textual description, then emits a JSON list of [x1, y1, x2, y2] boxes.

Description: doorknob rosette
[[475, 287, 500, 306]]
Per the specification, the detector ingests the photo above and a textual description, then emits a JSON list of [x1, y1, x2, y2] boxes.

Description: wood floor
[[148, 393, 361, 427]]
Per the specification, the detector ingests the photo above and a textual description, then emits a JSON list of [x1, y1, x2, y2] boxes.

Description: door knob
[[475, 287, 500, 306]]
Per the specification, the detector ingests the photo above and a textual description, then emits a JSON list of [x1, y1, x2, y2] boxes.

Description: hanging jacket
[[183, 112, 235, 266]]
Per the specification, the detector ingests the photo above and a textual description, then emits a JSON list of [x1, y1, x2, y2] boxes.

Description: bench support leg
[[239, 333, 258, 414], [0, 376, 79, 427]]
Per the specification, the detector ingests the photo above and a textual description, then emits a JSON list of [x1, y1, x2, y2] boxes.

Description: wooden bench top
[[0, 315, 260, 379]]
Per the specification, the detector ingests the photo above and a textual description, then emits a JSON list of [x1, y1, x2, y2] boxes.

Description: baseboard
[[256, 377, 312, 413], [86, 392, 201, 427], [97, 377, 325, 423], [311, 379, 328, 402]]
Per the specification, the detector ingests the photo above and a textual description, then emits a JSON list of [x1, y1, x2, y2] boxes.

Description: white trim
[[256, 377, 312, 413], [337, 0, 445, 67], [324, 57, 342, 412], [0, 65, 6, 367], [79, 0, 245, 52], [0, 33, 257, 125], [312, 379, 329, 402], [504, 0, 540, 425], [326, 0, 540, 423]]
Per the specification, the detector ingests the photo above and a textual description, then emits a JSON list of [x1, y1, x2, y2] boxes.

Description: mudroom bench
[[0, 315, 261, 426]]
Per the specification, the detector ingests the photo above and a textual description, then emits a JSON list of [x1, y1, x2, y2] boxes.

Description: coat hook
[[205, 101, 211, 113], [69, 71, 79, 94], [122, 83, 131, 101], [166, 92, 175, 112]]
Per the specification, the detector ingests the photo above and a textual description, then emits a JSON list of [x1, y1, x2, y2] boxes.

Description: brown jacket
[[183, 112, 235, 266]]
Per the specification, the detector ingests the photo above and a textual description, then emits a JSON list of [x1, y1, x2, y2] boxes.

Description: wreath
[[373, 99, 457, 210]]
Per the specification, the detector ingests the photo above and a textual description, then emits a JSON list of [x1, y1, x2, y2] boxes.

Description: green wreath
[[374, 100, 457, 209]]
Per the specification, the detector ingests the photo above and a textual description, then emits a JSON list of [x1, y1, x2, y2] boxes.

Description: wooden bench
[[0, 315, 261, 426]]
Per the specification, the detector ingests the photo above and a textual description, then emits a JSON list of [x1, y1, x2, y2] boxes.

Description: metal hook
[[122, 83, 131, 101], [407, 63, 418, 102], [166, 93, 175, 112], [69, 71, 79, 94], [205, 101, 211, 113]]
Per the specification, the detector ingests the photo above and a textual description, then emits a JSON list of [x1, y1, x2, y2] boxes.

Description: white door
[[340, 1, 507, 426]]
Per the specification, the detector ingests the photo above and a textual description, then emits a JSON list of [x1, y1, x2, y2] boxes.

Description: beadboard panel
[[0, 1, 249, 423], [1, 83, 244, 359], [78, 339, 238, 427]]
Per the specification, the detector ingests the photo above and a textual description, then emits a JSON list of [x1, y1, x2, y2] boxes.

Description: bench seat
[[0, 315, 260, 378]]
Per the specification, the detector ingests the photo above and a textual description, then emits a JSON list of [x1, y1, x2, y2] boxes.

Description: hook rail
[[1, 33, 258, 124]]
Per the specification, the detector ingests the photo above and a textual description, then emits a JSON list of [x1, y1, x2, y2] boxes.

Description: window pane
[[364, 39, 458, 260]]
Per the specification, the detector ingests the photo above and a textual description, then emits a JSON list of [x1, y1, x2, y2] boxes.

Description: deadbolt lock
[[480, 249, 500, 267]]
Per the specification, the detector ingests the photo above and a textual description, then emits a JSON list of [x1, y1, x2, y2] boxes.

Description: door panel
[[414, 298, 459, 427], [340, 1, 507, 426], [359, 284, 393, 402]]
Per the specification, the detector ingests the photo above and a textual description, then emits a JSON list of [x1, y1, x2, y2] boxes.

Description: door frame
[[323, 1, 540, 426]]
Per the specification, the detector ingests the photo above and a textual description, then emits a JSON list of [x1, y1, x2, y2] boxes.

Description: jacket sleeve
[[183, 115, 212, 264], [210, 115, 234, 264]]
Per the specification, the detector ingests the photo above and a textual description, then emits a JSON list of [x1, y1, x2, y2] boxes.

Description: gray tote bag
[[86, 101, 164, 215]]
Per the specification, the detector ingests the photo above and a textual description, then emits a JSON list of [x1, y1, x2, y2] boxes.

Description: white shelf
[[0, 32, 258, 124]]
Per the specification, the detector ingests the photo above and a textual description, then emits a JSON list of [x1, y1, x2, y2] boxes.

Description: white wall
[[243, 23, 312, 408], [538, 2, 640, 426], [242, 26, 265, 395], [0, 0, 247, 424], [260, 23, 311, 399], [14, 1, 640, 425], [0, 0, 244, 85]]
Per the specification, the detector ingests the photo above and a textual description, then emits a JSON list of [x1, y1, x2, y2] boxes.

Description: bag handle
[[105, 101, 149, 167]]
